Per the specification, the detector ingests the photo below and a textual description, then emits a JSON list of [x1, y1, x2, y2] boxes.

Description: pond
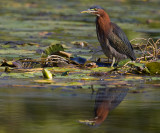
[[0, 0, 160, 133]]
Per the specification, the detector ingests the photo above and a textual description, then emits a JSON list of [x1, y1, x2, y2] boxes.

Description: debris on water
[[38, 31, 53, 37], [70, 56, 87, 65], [71, 41, 89, 48], [90, 71, 107, 77], [1, 58, 41, 69], [41, 43, 71, 67], [36, 49, 44, 54], [1, 41, 40, 48], [85, 62, 98, 68], [12, 60, 23, 68], [61, 71, 70, 76], [4, 67, 11, 73], [55, 51, 72, 58], [1, 59, 17, 67], [18, 58, 40, 68], [96, 62, 117, 67], [22, 42, 39, 47], [43, 55, 69, 67], [1, 38, 160, 77], [146, 19, 160, 24]]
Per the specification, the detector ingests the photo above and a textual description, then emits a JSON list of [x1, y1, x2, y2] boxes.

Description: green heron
[[81, 6, 136, 67]]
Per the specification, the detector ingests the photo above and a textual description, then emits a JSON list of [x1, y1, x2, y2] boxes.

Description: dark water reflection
[[0, 83, 160, 133]]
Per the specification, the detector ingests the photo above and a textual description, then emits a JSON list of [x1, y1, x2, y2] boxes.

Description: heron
[[81, 6, 136, 67]]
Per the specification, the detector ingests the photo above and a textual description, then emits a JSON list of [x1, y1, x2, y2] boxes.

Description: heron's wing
[[108, 22, 136, 60], [109, 88, 128, 110], [111, 22, 133, 50], [94, 88, 128, 114]]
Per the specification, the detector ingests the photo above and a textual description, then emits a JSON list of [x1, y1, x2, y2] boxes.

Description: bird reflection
[[79, 87, 128, 126]]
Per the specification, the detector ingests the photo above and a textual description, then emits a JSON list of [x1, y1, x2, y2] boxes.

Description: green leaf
[[146, 62, 160, 75], [42, 68, 53, 80], [91, 67, 113, 72], [41, 43, 64, 58], [118, 59, 130, 66]]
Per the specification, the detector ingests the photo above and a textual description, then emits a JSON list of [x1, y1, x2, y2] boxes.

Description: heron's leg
[[111, 57, 115, 67]]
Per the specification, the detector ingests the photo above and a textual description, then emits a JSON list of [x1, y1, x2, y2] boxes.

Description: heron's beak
[[81, 9, 97, 14], [81, 10, 91, 14]]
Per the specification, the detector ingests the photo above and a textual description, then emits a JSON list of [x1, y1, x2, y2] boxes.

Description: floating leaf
[[128, 62, 144, 67], [91, 67, 113, 72], [34, 79, 54, 83], [42, 68, 53, 80], [0, 72, 35, 79], [70, 56, 87, 65], [118, 59, 130, 66], [146, 62, 160, 74]]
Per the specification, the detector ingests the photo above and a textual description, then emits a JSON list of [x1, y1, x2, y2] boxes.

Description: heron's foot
[[135, 58, 140, 63]]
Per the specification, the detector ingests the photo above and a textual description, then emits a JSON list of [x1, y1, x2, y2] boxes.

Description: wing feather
[[108, 22, 136, 60]]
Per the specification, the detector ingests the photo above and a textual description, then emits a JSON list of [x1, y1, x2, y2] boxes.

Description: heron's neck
[[93, 100, 110, 125], [96, 12, 111, 34]]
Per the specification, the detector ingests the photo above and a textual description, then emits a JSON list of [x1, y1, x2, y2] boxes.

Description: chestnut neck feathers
[[96, 9, 111, 35]]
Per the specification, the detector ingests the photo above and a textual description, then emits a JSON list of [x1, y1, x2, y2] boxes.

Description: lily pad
[[91, 67, 113, 72], [0, 72, 35, 79], [41, 43, 64, 58], [118, 59, 131, 66], [146, 62, 160, 74]]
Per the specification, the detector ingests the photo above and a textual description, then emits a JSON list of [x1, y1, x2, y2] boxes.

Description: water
[[0, 82, 160, 133], [0, 0, 160, 133]]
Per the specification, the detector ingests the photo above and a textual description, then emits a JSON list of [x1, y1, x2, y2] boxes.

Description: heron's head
[[81, 6, 105, 17]]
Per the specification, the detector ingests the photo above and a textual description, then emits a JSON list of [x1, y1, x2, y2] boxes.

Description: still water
[[0, 0, 160, 133], [0, 78, 160, 133]]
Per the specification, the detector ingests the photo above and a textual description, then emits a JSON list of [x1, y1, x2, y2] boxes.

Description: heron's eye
[[90, 8, 97, 11]]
